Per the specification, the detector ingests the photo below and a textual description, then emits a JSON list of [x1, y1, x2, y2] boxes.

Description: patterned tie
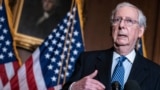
[[111, 56, 126, 90]]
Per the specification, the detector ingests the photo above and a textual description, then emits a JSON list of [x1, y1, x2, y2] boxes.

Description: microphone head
[[124, 80, 141, 90], [111, 81, 121, 90]]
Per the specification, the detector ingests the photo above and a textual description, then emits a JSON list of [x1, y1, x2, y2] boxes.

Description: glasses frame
[[111, 17, 139, 26]]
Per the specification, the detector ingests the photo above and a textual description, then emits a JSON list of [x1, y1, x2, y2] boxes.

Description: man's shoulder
[[140, 55, 160, 73], [146, 59, 160, 71]]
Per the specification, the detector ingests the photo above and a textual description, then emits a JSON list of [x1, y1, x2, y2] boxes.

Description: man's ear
[[138, 27, 145, 38]]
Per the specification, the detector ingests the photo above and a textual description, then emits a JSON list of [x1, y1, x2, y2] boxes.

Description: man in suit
[[62, 2, 160, 90]]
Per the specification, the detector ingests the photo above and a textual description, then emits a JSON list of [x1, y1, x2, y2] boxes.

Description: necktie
[[111, 56, 126, 90]]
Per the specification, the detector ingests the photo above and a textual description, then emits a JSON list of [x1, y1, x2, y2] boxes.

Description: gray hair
[[111, 2, 147, 29]]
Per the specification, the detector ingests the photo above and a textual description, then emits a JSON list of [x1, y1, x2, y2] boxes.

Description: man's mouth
[[118, 34, 127, 37]]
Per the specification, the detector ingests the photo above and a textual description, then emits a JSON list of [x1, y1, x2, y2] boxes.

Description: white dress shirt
[[111, 50, 136, 85]]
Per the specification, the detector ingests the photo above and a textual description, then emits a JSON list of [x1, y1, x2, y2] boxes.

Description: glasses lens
[[112, 17, 138, 26]]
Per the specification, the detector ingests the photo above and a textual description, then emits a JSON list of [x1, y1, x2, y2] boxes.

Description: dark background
[[11, 0, 160, 65]]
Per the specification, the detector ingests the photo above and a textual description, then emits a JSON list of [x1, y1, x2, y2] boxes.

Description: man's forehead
[[115, 6, 139, 18]]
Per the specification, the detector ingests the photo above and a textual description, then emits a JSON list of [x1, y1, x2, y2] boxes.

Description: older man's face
[[111, 6, 144, 48]]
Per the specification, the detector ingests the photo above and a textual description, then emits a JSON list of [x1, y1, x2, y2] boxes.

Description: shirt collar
[[113, 50, 136, 64]]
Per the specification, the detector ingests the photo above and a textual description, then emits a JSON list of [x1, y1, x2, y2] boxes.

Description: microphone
[[111, 81, 121, 90], [124, 80, 141, 90]]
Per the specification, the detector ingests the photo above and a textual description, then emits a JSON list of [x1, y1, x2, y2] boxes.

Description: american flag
[[136, 37, 147, 57], [0, 0, 20, 89], [3, 3, 84, 90], [137, 39, 143, 54]]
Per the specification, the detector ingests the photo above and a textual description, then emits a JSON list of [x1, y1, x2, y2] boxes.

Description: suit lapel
[[128, 53, 149, 85], [95, 49, 113, 89]]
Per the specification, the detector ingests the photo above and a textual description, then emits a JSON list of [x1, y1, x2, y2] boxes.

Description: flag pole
[[62, 0, 77, 85], [57, 0, 76, 86]]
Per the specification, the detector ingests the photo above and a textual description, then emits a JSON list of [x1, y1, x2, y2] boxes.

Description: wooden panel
[[153, 1, 160, 65], [83, 0, 113, 51]]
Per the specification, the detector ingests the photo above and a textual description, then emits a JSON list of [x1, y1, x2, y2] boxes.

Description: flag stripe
[[2, 62, 20, 90], [33, 49, 46, 90], [0, 64, 8, 86], [11, 74, 19, 90], [18, 65, 28, 90], [0, 61, 19, 86], [13, 61, 20, 73], [5, 62, 15, 80], [0, 79, 3, 89], [26, 56, 37, 90], [2, 74, 20, 90], [4, 82, 11, 90]]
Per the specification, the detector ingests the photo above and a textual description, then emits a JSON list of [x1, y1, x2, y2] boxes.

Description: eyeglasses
[[111, 17, 139, 26]]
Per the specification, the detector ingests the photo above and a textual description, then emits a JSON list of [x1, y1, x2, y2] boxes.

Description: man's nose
[[119, 19, 125, 27]]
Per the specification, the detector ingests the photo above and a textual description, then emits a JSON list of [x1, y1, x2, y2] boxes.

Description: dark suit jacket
[[62, 48, 160, 90]]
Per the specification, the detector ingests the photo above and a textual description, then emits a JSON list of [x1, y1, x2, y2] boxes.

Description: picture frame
[[13, 0, 84, 51]]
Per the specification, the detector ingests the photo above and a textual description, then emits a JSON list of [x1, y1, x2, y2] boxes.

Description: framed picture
[[13, 0, 84, 50]]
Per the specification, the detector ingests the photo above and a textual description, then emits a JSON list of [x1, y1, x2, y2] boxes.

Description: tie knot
[[118, 56, 126, 66]]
